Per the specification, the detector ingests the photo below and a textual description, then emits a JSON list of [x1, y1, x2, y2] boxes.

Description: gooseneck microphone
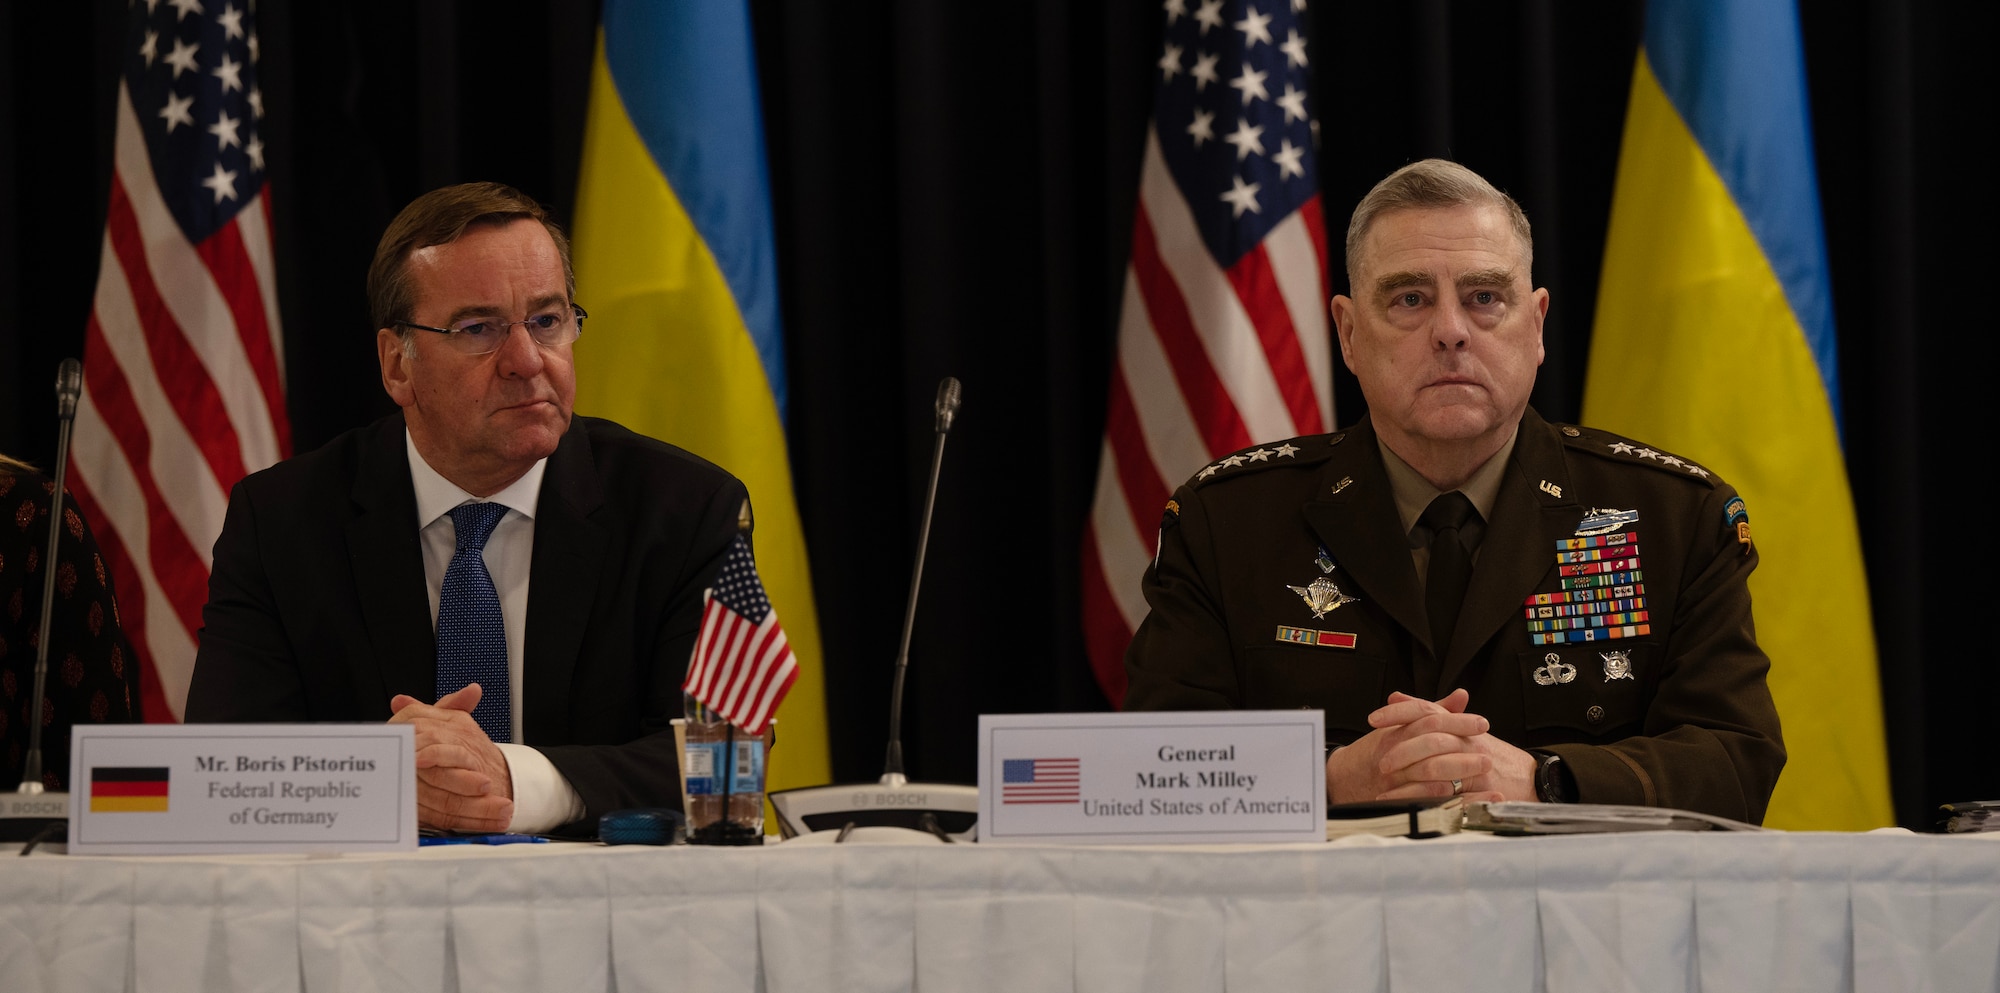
[[768, 377, 980, 842], [934, 376, 961, 433], [22, 359, 81, 793], [883, 376, 960, 785], [6, 359, 84, 846]]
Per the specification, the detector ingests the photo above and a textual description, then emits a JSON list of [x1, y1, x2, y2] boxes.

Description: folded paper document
[[1464, 801, 1763, 834]]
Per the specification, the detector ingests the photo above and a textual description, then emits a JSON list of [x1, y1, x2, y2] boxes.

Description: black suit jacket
[[1125, 408, 1785, 822], [186, 414, 746, 829]]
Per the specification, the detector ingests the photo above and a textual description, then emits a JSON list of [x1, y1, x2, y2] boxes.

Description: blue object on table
[[600, 808, 685, 845], [419, 833, 549, 846]]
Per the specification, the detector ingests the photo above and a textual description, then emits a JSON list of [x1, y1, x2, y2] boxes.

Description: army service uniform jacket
[[1123, 408, 1785, 823]]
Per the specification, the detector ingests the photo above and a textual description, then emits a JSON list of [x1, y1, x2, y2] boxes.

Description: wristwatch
[[1532, 750, 1577, 803]]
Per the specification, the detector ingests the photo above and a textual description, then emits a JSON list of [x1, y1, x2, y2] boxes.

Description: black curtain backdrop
[[4, 1, 1992, 829]]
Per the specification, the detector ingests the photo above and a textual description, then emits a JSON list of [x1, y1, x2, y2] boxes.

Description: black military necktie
[[1420, 491, 1478, 671]]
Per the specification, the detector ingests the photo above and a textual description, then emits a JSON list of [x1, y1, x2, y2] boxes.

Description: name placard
[[69, 724, 417, 854], [977, 710, 1325, 844]]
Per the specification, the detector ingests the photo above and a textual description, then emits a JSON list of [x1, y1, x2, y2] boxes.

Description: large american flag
[[68, 0, 288, 721], [683, 533, 798, 735], [1082, 0, 1332, 704]]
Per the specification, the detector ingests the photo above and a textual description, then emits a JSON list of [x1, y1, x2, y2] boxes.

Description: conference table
[[4, 829, 1997, 993]]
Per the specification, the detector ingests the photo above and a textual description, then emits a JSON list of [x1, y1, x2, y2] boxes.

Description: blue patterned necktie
[[436, 502, 512, 743]]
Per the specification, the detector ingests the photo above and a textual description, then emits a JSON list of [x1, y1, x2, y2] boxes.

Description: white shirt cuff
[[496, 742, 586, 833]]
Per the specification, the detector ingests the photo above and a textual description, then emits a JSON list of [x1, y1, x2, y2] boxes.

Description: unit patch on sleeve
[[1724, 496, 1752, 555]]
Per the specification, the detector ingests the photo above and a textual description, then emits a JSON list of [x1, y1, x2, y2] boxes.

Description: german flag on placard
[[90, 766, 170, 812]]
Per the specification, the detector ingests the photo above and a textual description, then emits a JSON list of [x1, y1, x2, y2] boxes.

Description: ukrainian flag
[[571, 1, 829, 791], [1584, 0, 1889, 828]]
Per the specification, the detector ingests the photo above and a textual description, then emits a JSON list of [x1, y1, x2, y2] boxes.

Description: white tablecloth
[[3, 831, 1997, 993]]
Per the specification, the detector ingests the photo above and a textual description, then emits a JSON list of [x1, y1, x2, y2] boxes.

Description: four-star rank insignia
[[1604, 440, 1710, 479], [1287, 577, 1356, 619], [1196, 442, 1302, 481]]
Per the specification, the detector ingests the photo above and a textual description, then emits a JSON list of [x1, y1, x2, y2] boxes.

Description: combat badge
[[1533, 653, 1578, 686], [1724, 496, 1752, 556], [1600, 650, 1634, 681], [1287, 577, 1357, 619], [1575, 507, 1640, 537]]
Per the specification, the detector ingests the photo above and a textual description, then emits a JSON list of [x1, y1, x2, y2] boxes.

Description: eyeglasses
[[395, 304, 587, 355]]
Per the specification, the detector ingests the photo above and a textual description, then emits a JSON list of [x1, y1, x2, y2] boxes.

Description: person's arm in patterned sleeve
[[1, 458, 142, 792]]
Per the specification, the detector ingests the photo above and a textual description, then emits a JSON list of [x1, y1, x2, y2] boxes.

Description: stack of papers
[[1464, 802, 1763, 834]]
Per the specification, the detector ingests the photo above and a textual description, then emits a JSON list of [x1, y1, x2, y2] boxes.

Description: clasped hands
[[1325, 688, 1539, 805], [388, 683, 515, 832]]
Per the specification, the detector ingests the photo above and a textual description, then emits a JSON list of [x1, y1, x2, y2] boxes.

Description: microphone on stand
[[4, 359, 84, 846], [769, 377, 980, 842], [881, 376, 958, 786]]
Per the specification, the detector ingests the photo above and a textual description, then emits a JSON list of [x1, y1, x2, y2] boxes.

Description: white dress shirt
[[406, 430, 585, 832]]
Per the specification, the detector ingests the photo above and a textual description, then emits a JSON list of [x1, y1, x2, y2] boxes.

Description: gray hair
[[1343, 159, 1533, 289]]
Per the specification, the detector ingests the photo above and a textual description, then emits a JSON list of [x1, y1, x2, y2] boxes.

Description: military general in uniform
[[1124, 159, 1785, 823]]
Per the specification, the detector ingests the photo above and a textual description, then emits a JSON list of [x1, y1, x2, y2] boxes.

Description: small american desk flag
[[1001, 758, 1082, 804], [682, 532, 797, 735]]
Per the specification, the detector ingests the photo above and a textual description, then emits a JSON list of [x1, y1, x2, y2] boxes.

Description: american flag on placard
[[683, 533, 798, 735], [1082, 0, 1332, 704], [1001, 758, 1082, 804], [68, 0, 289, 722]]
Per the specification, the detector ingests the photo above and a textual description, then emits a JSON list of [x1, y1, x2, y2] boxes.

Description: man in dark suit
[[186, 183, 745, 834], [1123, 160, 1784, 822]]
